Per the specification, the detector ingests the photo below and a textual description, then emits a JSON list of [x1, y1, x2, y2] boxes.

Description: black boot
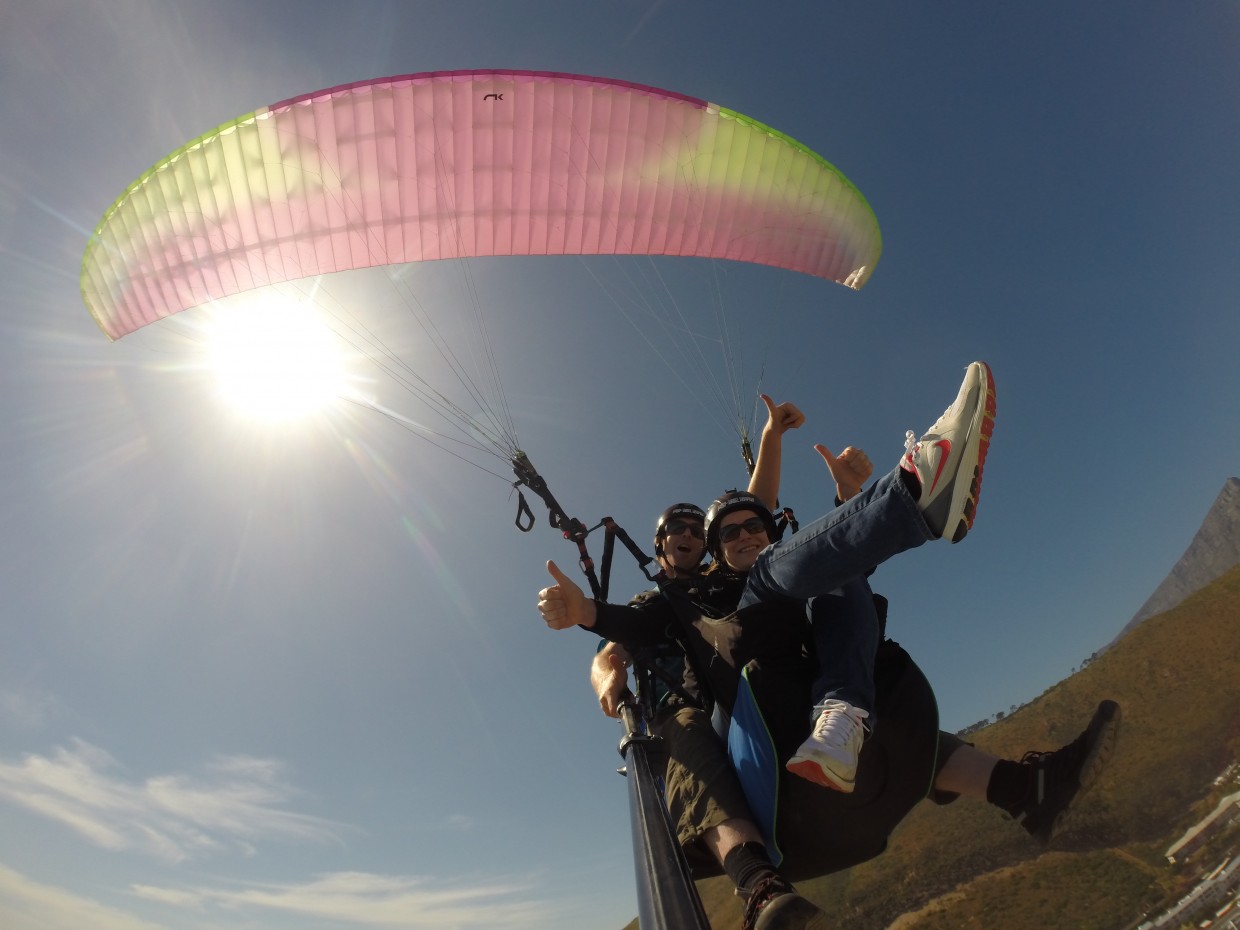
[[742, 875, 830, 930], [1014, 699, 1121, 844]]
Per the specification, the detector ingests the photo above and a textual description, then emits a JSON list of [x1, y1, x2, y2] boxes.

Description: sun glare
[[206, 294, 350, 422]]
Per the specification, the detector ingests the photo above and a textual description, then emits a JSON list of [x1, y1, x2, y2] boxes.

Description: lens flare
[[206, 295, 348, 422]]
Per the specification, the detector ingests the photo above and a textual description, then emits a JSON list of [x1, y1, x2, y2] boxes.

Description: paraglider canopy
[[80, 69, 881, 341]]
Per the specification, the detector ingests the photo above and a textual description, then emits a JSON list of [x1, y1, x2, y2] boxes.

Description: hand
[[814, 444, 872, 502], [759, 394, 805, 437], [538, 560, 596, 629], [594, 650, 633, 718]]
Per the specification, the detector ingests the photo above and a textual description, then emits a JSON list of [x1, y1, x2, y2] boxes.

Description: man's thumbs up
[[538, 560, 595, 629]]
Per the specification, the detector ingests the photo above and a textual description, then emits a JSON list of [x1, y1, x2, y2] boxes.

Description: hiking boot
[[785, 699, 868, 792], [743, 875, 830, 930], [900, 361, 996, 543], [1017, 699, 1121, 844]]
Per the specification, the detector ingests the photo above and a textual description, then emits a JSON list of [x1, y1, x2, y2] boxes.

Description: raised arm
[[747, 394, 805, 511]]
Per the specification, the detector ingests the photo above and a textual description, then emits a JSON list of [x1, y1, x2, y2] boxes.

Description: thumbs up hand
[[759, 393, 805, 436], [538, 560, 596, 630], [815, 444, 872, 503]]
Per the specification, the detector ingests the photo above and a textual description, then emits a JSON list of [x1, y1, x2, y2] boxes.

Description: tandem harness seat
[[654, 586, 942, 881]]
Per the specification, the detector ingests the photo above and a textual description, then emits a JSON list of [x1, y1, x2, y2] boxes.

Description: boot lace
[[904, 429, 918, 459], [741, 874, 795, 930]]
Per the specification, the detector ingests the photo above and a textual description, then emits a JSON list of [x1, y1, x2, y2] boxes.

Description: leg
[[932, 701, 1122, 845], [805, 578, 880, 718], [700, 817, 765, 864], [739, 360, 996, 607], [933, 740, 999, 798], [660, 705, 829, 928], [784, 579, 880, 792], [661, 705, 757, 853], [739, 466, 932, 608]]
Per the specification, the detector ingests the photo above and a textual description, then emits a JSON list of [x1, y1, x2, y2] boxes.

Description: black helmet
[[704, 490, 777, 558], [654, 502, 706, 555]]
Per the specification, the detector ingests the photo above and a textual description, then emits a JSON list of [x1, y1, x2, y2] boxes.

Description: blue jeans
[[735, 467, 933, 722], [806, 578, 881, 719]]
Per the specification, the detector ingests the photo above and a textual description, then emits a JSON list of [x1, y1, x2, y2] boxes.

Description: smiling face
[[657, 517, 706, 574], [718, 509, 770, 572]]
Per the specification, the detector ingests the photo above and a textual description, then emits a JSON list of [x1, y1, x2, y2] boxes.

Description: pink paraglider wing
[[81, 70, 881, 340]]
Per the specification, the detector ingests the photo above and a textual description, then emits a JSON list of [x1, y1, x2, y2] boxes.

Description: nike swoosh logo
[[925, 439, 952, 494]]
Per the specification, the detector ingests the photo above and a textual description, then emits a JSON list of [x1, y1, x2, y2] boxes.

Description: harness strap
[[512, 451, 607, 598], [510, 449, 715, 718], [598, 517, 660, 599], [514, 488, 537, 532], [628, 643, 705, 715], [773, 505, 798, 537], [572, 533, 603, 601]]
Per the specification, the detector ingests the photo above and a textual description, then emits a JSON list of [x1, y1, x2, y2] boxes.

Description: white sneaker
[[785, 699, 868, 792], [900, 361, 996, 543]]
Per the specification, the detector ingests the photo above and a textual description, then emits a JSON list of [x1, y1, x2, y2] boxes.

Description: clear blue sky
[[2, 2, 1237, 928]]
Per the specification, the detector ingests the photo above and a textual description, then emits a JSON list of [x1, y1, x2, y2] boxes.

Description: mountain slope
[[683, 564, 1240, 930], [1118, 476, 1240, 639]]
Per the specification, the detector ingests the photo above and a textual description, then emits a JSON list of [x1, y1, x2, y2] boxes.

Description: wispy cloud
[[0, 685, 63, 730], [621, 0, 668, 47], [0, 864, 169, 930], [0, 740, 344, 863], [130, 870, 560, 928], [0, 861, 566, 930]]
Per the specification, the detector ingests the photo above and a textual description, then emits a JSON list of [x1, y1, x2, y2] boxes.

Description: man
[[591, 501, 711, 718]]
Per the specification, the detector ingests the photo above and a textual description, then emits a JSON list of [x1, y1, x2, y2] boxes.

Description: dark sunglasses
[[718, 517, 768, 544], [662, 520, 704, 539]]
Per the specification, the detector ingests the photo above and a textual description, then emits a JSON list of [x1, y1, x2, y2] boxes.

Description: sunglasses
[[718, 517, 768, 544], [662, 520, 705, 539]]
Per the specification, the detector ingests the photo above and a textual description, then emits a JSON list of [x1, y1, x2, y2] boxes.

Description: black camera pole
[[511, 453, 710, 925], [617, 701, 712, 930]]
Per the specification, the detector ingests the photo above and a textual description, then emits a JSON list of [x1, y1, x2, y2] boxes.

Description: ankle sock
[[723, 841, 779, 897], [986, 758, 1031, 815]]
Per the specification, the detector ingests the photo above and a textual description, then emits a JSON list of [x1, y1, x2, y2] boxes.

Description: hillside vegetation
[[627, 564, 1240, 930]]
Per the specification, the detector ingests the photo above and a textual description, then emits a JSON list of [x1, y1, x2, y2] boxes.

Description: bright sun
[[205, 294, 350, 422]]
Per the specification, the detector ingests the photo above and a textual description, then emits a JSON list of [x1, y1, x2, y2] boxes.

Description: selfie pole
[[618, 701, 711, 930]]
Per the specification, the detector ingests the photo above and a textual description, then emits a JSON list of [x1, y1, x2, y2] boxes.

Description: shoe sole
[[785, 758, 856, 792], [1069, 699, 1122, 805], [753, 892, 832, 930], [945, 361, 997, 543], [1037, 699, 1122, 842]]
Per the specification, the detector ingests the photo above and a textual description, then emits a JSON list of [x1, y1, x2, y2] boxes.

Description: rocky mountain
[[1115, 476, 1240, 641]]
